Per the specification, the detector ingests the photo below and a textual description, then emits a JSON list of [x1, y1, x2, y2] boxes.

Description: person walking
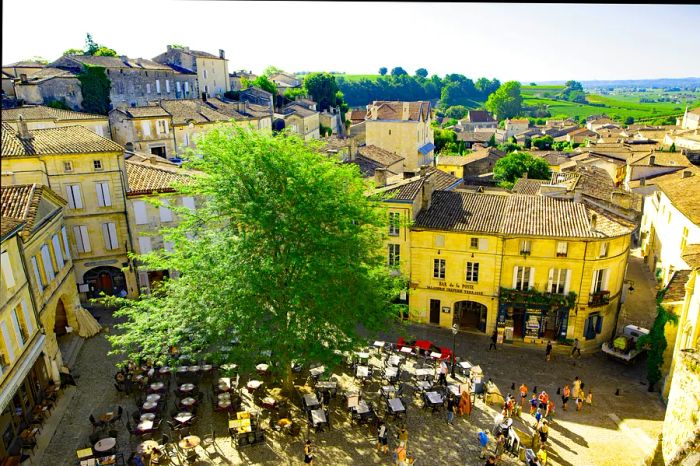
[[377, 420, 389, 454], [538, 390, 549, 412], [586, 389, 593, 407], [303, 440, 314, 465], [519, 383, 528, 407], [529, 393, 538, 415], [545, 340, 553, 361], [572, 376, 582, 400], [576, 390, 584, 412], [478, 430, 490, 459], [570, 338, 582, 358], [395, 442, 408, 466], [398, 425, 409, 447], [494, 432, 506, 461], [447, 394, 456, 424], [459, 386, 473, 416], [489, 330, 498, 351], [438, 359, 448, 386], [538, 420, 550, 446], [561, 384, 571, 411]]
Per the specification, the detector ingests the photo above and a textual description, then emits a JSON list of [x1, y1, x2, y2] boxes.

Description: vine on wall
[[637, 290, 679, 391], [78, 64, 112, 114]]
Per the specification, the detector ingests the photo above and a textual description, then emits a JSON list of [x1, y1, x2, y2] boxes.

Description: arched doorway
[[54, 299, 68, 336], [83, 266, 127, 298], [272, 118, 285, 133], [453, 300, 488, 332]]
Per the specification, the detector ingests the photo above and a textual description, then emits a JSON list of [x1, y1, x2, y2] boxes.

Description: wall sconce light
[[471, 253, 474, 258]]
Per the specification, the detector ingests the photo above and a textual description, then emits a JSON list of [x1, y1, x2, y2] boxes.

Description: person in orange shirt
[[561, 384, 571, 411], [519, 383, 528, 407]]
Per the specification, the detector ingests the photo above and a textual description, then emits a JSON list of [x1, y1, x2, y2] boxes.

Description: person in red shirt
[[519, 383, 528, 408], [538, 391, 549, 412]]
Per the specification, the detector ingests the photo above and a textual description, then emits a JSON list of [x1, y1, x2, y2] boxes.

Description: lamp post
[[451, 323, 459, 377]]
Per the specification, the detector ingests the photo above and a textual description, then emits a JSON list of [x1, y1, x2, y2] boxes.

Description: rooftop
[[1, 184, 66, 237], [512, 178, 550, 195], [125, 159, 196, 195], [368, 101, 431, 122], [655, 168, 700, 226], [1, 123, 123, 157], [2, 105, 106, 122], [682, 244, 700, 269], [358, 145, 404, 167], [662, 269, 692, 303]]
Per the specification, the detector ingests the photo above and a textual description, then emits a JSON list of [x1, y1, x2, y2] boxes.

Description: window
[[183, 133, 190, 146], [61, 227, 71, 260], [73, 225, 91, 253], [591, 268, 609, 294], [146, 83, 151, 94], [176, 81, 181, 94], [40, 244, 56, 282], [599, 242, 609, 258], [65, 184, 83, 209], [93, 160, 103, 170], [63, 161, 73, 172], [203, 69, 208, 79], [388, 212, 400, 236], [434, 234, 445, 247], [184, 82, 190, 96], [138, 236, 152, 254], [513, 266, 534, 291], [51, 234, 65, 271], [1, 251, 15, 289], [165, 80, 170, 93], [156, 119, 169, 135], [142, 121, 152, 137], [548, 268, 570, 294], [556, 242, 568, 257], [470, 238, 479, 249], [1, 321, 15, 363], [433, 259, 446, 279], [388, 244, 400, 267], [584, 313, 603, 340], [95, 182, 112, 207], [102, 223, 119, 250], [182, 197, 196, 212], [155, 79, 161, 94], [164, 241, 174, 253], [31, 256, 44, 292], [11, 306, 28, 346], [133, 201, 148, 224], [466, 262, 479, 282], [159, 201, 173, 222], [520, 240, 531, 255]]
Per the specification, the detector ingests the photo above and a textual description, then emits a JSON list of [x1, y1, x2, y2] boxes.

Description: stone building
[[153, 45, 230, 99], [240, 86, 274, 110], [12, 67, 83, 110], [1, 60, 47, 97], [1, 105, 109, 137], [277, 103, 320, 140]]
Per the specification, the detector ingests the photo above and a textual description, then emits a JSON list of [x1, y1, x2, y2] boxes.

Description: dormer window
[[63, 161, 73, 173], [93, 160, 103, 171]]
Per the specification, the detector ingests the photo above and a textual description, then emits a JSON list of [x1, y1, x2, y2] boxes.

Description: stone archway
[[54, 299, 69, 336], [83, 266, 127, 298], [453, 300, 488, 332]]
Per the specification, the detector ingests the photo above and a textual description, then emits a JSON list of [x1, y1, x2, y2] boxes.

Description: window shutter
[[512, 266, 519, 289], [138, 271, 151, 294], [40, 245, 55, 282], [21, 300, 33, 335], [98, 182, 112, 207], [602, 269, 610, 291], [61, 227, 71, 260], [80, 226, 91, 252], [590, 270, 599, 294], [164, 241, 174, 253], [11, 309, 24, 346], [102, 223, 110, 250], [166, 80, 170, 93], [138, 236, 152, 254], [164, 120, 169, 134], [66, 185, 82, 209], [52, 234, 64, 270], [142, 121, 151, 137], [547, 268, 554, 292], [528, 267, 535, 289], [182, 197, 196, 212], [159, 202, 173, 222], [1, 251, 15, 288], [65, 185, 75, 209], [134, 201, 148, 225], [73, 185, 83, 209], [156, 79, 161, 94], [31, 256, 44, 292], [73, 226, 84, 253], [595, 315, 603, 334], [109, 223, 118, 249], [564, 269, 572, 295], [479, 238, 488, 251], [1, 322, 15, 362]]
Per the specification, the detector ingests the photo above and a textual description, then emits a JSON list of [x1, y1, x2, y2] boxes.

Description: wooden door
[[429, 299, 441, 324]]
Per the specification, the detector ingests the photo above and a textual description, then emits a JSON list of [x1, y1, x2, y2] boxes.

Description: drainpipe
[[496, 235, 507, 334], [116, 154, 138, 296], [575, 241, 590, 341]]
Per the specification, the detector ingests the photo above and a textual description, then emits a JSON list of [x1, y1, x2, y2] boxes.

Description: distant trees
[[445, 105, 468, 119], [390, 67, 408, 76], [303, 72, 340, 111], [493, 151, 551, 189], [625, 116, 635, 125], [379, 67, 388, 76], [558, 80, 587, 103], [531, 135, 554, 150], [485, 81, 523, 119], [415, 68, 428, 78], [263, 65, 283, 77], [78, 65, 111, 114], [242, 75, 278, 105], [63, 33, 117, 57]]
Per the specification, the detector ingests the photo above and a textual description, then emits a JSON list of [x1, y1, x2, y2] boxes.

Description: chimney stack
[[682, 170, 693, 179], [649, 154, 656, 166], [19, 73, 28, 83], [421, 174, 435, 212], [590, 213, 598, 232], [639, 177, 646, 186], [201, 92, 207, 102], [219, 49, 225, 59], [374, 167, 387, 188], [17, 115, 33, 142]]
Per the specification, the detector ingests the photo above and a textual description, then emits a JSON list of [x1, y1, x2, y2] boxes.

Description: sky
[[3, 1, 700, 82]]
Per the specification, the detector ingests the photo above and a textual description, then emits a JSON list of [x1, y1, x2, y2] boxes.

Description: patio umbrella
[[75, 307, 102, 338]]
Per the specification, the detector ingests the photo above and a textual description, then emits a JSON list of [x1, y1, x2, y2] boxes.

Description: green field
[[330, 74, 381, 82]]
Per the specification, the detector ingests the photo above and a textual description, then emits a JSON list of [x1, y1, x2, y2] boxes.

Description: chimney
[[402, 102, 410, 120], [649, 155, 655, 166], [590, 213, 598, 232], [17, 115, 33, 142], [19, 73, 28, 83], [421, 175, 435, 211], [201, 92, 207, 102], [639, 177, 646, 186], [419, 165, 429, 178], [349, 138, 357, 161], [682, 170, 693, 179], [219, 49, 225, 59], [374, 167, 387, 188], [523, 171, 528, 180]]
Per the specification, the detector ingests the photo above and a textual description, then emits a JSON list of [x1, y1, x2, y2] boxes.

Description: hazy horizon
[[3, 1, 699, 82]]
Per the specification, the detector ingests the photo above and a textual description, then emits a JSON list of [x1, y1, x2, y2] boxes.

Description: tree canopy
[[303, 72, 340, 112], [390, 67, 408, 76], [263, 65, 283, 77], [77, 65, 111, 114], [242, 75, 278, 105], [485, 81, 523, 120], [105, 127, 402, 390], [445, 105, 468, 119], [63, 33, 117, 57], [415, 68, 428, 78], [493, 151, 551, 189], [378, 67, 388, 76]]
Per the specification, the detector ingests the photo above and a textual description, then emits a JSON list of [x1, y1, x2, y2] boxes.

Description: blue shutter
[[595, 315, 603, 334]]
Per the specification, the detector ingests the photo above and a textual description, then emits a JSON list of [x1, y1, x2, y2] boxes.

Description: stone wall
[[662, 350, 700, 464]]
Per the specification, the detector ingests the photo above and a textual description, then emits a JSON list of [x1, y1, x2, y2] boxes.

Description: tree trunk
[[281, 363, 296, 399]]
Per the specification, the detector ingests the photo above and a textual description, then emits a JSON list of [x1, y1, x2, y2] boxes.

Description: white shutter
[[176, 81, 181, 93], [479, 238, 488, 251], [164, 120, 169, 134], [528, 267, 535, 289], [65, 185, 75, 209], [73, 226, 84, 253], [182, 197, 196, 212], [602, 268, 610, 291], [61, 227, 71, 260], [133, 201, 148, 225], [52, 234, 65, 270], [512, 266, 519, 289], [80, 226, 91, 252], [65, 185, 82, 209], [164, 241, 174, 253], [31, 256, 44, 292], [142, 121, 151, 137], [156, 79, 161, 94], [591, 269, 599, 294], [165, 80, 170, 93], [159, 202, 173, 222], [184, 82, 189, 95], [11, 309, 24, 347], [40, 245, 55, 282], [138, 236, 152, 254], [103, 223, 118, 250], [94, 125, 105, 137], [1, 322, 14, 362], [21, 300, 33, 335], [564, 269, 572, 295], [138, 271, 151, 295], [1, 251, 15, 288], [96, 182, 112, 207], [547, 268, 554, 293]]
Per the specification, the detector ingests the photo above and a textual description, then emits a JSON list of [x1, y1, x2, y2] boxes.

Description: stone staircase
[[58, 333, 85, 369]]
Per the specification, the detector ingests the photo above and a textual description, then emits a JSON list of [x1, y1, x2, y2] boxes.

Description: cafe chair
[[89, 414, 105, 432]]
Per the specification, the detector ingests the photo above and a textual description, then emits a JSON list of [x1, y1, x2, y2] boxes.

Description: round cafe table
[[177, 366, 189, 373], [174, 412, 193, 424], [94, 437, 117, 453], [180, 397, 196, 407], [158, 366, 171, 375], [146, 394, 161, 403], [140, 413, 156, 421], [150, 382, 165, 392], [218, 400, 232, 409], [99, 412, 115, 423], [142, 401, 158, 412], [188, 365, 201, 373], [218, 392, 231, 400], [247, 380, 263, 391], [180, 383, 195, 393], [136, 440, 159, 455], [179, 435, 201, 450], [201, 364, 213, 372]]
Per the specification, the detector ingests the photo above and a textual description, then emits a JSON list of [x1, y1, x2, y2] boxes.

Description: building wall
[[106, 68, 198, 108], [14, 78, 83, 111], [366, 120, 433, 173], [436, 163, 464, 179], [196, 57, 229, 98], [109, 113, 176, 159]]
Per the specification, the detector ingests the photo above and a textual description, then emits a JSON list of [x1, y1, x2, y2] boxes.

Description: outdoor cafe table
[[355, 365, 369, 378], [174, 412, 194, 424], [416, 380, 432, 392], [354, 400, 370, 415], [355, 351, 370, 360], [178, 435, 200, 450], [139, 413, 156, 422], [218, 400, 232, 410], [384, 367, 398, 380], [425, 391, 444, 407], [381, 385, 396, 398], [246, 380, 263, 391], [179, 383, 195, 393], [149, 382, 165, 392], [217, 378, 231, 392], [136, 440, 159, 455], [158, 366, 171, 375], [188, 365, 200, 373], [430, 352, 443, 359], [180, 397, 196, 408], [447, 384, 461, 397], [387, 355, 401, 367], [177, 366, 189, 374], [310, 408, 327, 427], [315, 381, 336, 390], [142, 401, 158, 412], [373, 340, 385, 349], [229, 418, 251, 434], [137, 420, 154, 432], [309, 366, 325, 377], [303, 393, 320, 411], [400, 346, 414, 355], [415, 368, 434, 380], [387, 397, 406, 415], [146, 394, 161, 403], [98, 411, 115, 423], [221, 364, 238, 372], [93, 437, 117, 453], [218, 392, 231, 401]]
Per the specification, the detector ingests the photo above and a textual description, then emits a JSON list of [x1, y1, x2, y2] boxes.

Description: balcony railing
[[499, 287, 577, 308], [588, 290, 610, 307]]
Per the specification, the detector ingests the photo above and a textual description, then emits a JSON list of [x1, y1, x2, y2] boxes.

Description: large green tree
[[63, 33, 117, 57], [485, 81, 523, 119], [303, 72, 340, 111], [493, 151, 551, 189], [105, 127, 401, 392]]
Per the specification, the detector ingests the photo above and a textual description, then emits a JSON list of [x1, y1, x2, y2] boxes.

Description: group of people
[[375, 423, 415, 465], [561, 376, 592, 412]]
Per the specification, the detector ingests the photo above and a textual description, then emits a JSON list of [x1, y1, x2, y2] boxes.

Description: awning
[[0, 333, 46, 413], [418, 142, 435, 155], [75, 307, 102, 338]]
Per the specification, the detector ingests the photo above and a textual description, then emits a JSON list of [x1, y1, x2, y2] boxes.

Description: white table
[[137, 420, 154, 431], [94, 437, 116, 453], [447, 384, 461, 396], [256, 363, 269, 372], [430, 351, 443, 359], [373, 340, 385, 348], [381, 385, 396, 397], [400, 346, 414, 354], [356, 365, 369, 378], [458, 361, 473, 370], [316, 381, 336, 390], [355, 400, 370, 414], [356, 352, 370, 359], [388, 397, 405, 413], [387, 355, 401, 366], [426, 391, 443, 405], [384, 367, 398, 378], [416, 380, 431, 391], [146, 394, 161, 402], [310, 408, 327, 425], [247, 380, 263, 390], [179, 383, 195, 392], [415, 368, 433, 379], [174, 412, 193, 424], [303, 393, 320, 409], [139, 413, 156, 422], [309, 366, 325, 377]]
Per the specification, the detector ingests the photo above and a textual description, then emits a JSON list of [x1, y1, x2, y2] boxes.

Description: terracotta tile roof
[[4, 61, 47, 68], [2, 105, 105, 122], [378, 168, 462, 202], [57, 55, 171, 71], [186, 49, 220, 59], [158, 99, 237, 125], [0, 217, 24, 240], [512, 178, 549, 195], [414, 191, 634, 238], [655, 168, 700, 226], [351, 156, 399, 177], [125, 159, 196, 195], [629, 151, 690, 167], [2, 124, 123, 157], [682, 244, 700, 269], [1, 184, 65, 237], [348, 109, 366, 123], [369, 101, 431, 121], [436, 155, 471, 166], [662, 269, 692, 302], [465, 110, 495, 123], [358, 145, 404, 166], [463, 146, 506, 163], [507, 119, 529, 124], [15, 67, 78, 83], [283, 103, 317, 118], [117, 105, 171, 119]]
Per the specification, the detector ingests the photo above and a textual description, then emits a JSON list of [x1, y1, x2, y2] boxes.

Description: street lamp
[[451, 323, 459, 377]]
